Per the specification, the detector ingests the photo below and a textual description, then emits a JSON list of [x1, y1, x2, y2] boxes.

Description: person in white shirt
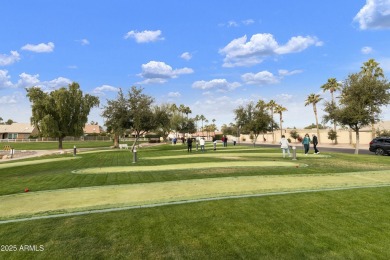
[[280, 135, 291, 158], [200, 138, 205, 152]]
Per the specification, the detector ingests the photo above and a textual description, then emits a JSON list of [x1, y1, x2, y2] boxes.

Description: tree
[[360, 58, 385, 139], [221, 123, 238, 136], [329, 72, 390, 154], [5, 119, 14, 125], [26, 82, 99, 149], [153, 103, 173, 141], [265, 100, 278, 143], [127, 86, 156, 151], [290, 130, 300, 142], [234, 101, 272, 146], [321, 78, 342, 144], [199, 114, 206, 136], [305, 93, 323, 143], [274, 105, 287, 139], [102, 89, 130, 148], [304, 123, 326, 129], [328, 129, 338, 143]]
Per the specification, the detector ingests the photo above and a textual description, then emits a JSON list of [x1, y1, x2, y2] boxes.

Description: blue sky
[[1, 0, 390, 129]]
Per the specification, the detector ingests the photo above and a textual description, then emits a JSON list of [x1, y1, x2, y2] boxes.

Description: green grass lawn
[[1, 142, 390, 259]]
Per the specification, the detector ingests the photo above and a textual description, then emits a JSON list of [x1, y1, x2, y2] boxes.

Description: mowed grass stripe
[[0, 157, 80, 169], [2, 170, 390, 220], [72, 161, 302, 174], [142, 152, 329, 160]]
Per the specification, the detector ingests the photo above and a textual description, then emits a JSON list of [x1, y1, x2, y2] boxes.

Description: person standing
[[200, 137, 205, 152], [312, 134, 320, 154], [302, 133, 311, 155], [280, 135, 291, 158], [187, 137, 193, 153], [223, 135, 228, 147], [212, 136, 217, 151]]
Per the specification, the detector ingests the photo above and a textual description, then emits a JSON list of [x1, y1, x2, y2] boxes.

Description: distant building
[[83, 124, 104, 135], [0, 123, 39, 140]]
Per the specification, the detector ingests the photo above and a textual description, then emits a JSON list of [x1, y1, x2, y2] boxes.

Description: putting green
[[1, 170, 390, 220], [143, 152, 329, 160], [72, 161, 303, 174], [0, 157, 80, 170]]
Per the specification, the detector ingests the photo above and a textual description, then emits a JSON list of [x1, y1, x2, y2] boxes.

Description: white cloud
[[219, 33, 322, 67], [0, 94, 18, 104], [227, 20, 239, 27], [180, 52, 192, 60], [275, 36, 323, 54], [278, 69, 304, 76], [80, 39, 90, 45], [138, 61, 193, 84], [124, 30, 164, 43], [93, 85, 120, 95], [0, 70, 13, 89], [192, 79, 241, 91], [242, 19, 255, 25], [241, 71, 280, 85], [0, 71, 72, 92], [21, 42, 55, 53], [168, 92, 181, 97], [16, 73, 40, 88], [354, 0, 390, 30], [276, 93, 293, 101], [0, 51, 20, 66], [361, 46, 373, 54]]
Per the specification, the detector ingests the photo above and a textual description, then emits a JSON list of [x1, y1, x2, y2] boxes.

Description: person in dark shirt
[[187, 137, 193, 153], [312, 134, 320, 154]]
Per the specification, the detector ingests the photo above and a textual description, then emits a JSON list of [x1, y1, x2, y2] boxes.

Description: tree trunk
[[132, 132, 141, 152], [113, 134, 119, 148], [333, 122, 338, 144], [355, 129, 360, 154], [279, 115, 283, 139], [371, 122, 376, 139], [58, 136, 63, 150], [314, 105, 320, 143]]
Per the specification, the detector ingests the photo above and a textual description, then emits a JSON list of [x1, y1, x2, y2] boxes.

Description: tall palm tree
[[170, 103, 178, 114], [305, 93, 323, 143], [183, 106, 192, 120], [321, 78, 342, 144], [194, 114, 200, 132], [274, 105, 287, 139], [265, 100, 278, 143], [178, 104, 186, 118], [360, 58, 385, 139], [199, 114, 206, 136]]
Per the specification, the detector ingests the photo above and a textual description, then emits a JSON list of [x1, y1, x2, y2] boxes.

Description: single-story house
[[83, 124, 104, 135], [0, 123, 39, 140]]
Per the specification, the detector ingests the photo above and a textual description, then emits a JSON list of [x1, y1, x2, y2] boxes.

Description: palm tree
[[274, 105, 287, 139], [183, 106, 192, 120], [305, 93, 323, 143], [194, 115, 200, 132], [199, 114, 206, 136], [178, 104, 186, 118], [321, 78, 342, 144], [170, 103, 178, 113], [265, 100, 278, 143]]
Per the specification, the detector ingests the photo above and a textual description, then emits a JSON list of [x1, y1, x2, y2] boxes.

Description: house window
[[8, 133, 18, 139]]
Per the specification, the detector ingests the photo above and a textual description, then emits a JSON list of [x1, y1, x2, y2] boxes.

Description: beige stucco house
[[0, 123, 39, 140]]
